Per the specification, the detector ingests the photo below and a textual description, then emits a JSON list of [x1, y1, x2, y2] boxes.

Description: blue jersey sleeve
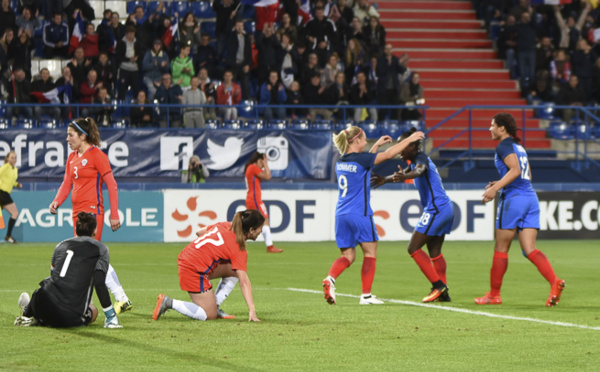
[[413, 153, 429, 169], [496, 139, 514, 161]]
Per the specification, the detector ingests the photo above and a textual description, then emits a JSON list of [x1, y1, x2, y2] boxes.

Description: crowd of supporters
[[0, 0, 425, 128]]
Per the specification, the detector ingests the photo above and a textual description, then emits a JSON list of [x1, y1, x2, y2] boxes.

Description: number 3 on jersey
[[338, 175, 348, 197]]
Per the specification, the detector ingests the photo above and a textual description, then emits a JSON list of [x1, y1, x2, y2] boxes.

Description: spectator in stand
[[64, 0, 95, 23], [172, 43, 195, 91], [353, 0, 379, 26], [325, 71, 350, 119], [345, 38, 367, 84], [527, 70, 554, 105], [279, 32, 300, 89], [80, 23, 99, 62], [497, 15, 517, 79], [12, 30, 33, 81], [256, 23, 282, 85], [321, 52, 343, 88], [116, 26, 142, 100], [15, 6, 40, 38], [213, 0, 240, 58], [7, 67, 32, 119], [0, 28, 14, 58], [335, 0, 355, 29], [592, 57, 600, 104], [91, 86, 113, 127], [126, 5, 153, 54], [286, 80, 306, 118], [17, 0, 40, 15], [182, 76, 206, 128], [55, 65, 77, 119], [515, 11, 537, 93], [0, 0, 15, 37], [216, 70, 241, 120], [32, 67, 60, 121], [556, 74, 586, 121], [154, 73, 183, 127], [43, 13, 69, 58], [553, 2, 591, 53], [80, 69, 102, 117], [96, 9, 114, 55], [400, 72, 424, 121], [509, 0, 530, 20], [110, 12, 126, 45], [142, 39, 169, 100], [94, 52, 115, 97], [195, 34, 218, 80], [347, 16, 365, 46], [363, 16, 386, 57], [303, 6, 336, 67], [300, 52, 321, 87], [130, 90, 155, 127], [377, 44, 405, 121], [259, 70, 287, 122], [350, 70, 377, 122], [280, 0, 299, 23], [180, 12, 202, 55], [535, 36, 554, 74], [277, 12, 298, 44], [550, 49, 571, 90], [226, 20, 252, 100], [571, 38, 597, 101], [67, 47, 91, 92], [303, 72, 332, 121], [198, 67, 217, 120], [154, 14, 177, 60]]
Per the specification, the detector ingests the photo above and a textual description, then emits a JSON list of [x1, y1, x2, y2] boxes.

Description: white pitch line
[[288, 288, 600, 331]]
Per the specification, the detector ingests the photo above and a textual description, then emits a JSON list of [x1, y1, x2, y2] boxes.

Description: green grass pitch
[[1, 240, 600, 371]]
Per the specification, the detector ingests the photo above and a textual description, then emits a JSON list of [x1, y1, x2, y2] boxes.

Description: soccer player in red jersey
[[152, 210, 264, 322], [48, 117, 133, 314], [244, 151, 283, 253]]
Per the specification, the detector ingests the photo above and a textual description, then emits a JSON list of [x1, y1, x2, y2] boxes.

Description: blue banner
[[0, 129, 334, 179]]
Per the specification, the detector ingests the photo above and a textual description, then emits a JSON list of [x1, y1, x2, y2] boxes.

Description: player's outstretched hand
[[49, 201, 59, 214], [408, 131, 425, 141], [110, 218, 121, 232], [392, 166, 407, 183], [374, 135, 392, 147], [248, 311, 261, 322], [370, 173, 386, 189]]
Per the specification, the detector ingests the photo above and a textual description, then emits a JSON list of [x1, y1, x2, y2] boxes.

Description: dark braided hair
[[493, 113, 521, 143]]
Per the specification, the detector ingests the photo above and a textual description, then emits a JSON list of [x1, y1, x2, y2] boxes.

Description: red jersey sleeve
[[93, 148, 113, 177]]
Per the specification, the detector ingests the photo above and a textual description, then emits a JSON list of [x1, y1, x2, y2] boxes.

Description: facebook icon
[[160, 136, 194, 171]]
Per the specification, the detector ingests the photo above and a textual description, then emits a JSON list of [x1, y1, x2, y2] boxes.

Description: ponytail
[[230, 209, 265, 251], [333, 126, 362, 154]]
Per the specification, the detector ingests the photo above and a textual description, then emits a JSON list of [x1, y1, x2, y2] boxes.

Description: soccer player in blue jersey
[[475, 113, 564, 306], [322, 126, 424, 305], [371, 128, 453, 303]]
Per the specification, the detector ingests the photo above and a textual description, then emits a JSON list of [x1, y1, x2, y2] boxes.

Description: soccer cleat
[[18, 292, 30, 316], [14, 316, 36, 326], [322, 277, 336, 305], [216, 307, 235, 319], [422, 286, 448, 303], [546, 279, 565, 307], [437, 289, 452, 302], [474, 292, 503, 305], [359, 294, 384, 305], [114, 300, 133, 314], [5, 236, 17, 244], [152, 294, 171, 320], [267, 245, 283, 253]]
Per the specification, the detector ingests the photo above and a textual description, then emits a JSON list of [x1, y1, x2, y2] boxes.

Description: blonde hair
[[230, 210, 265, 251], [4, 150, 16, 164], [333, 126, 362, 154]]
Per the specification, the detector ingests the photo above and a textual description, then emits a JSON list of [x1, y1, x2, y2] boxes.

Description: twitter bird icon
[[206, 137, 244, 170]]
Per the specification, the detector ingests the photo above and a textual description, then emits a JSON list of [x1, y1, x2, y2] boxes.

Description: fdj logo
[[160, 137, 193, 171]]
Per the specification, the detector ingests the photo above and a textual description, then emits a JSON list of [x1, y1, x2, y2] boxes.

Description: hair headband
[[348, 128, 362, 143], [71, 121, 88, 136]]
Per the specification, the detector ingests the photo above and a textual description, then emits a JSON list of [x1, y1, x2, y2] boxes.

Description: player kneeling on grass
[[15, 212, 122, 328], [153, 210, 264, 322]]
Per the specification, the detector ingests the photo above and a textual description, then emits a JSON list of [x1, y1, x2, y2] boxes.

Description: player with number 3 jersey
[[322, 126, 424, 305], [475, 113, 564, 306]]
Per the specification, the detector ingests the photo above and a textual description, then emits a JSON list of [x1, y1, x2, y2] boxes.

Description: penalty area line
[[288, 288, 600, 331]]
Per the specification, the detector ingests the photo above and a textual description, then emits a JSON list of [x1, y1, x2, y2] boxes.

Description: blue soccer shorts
[[496, 192, 540, 231], [415, 202, 454, 236], [335, 214, 379, 248]]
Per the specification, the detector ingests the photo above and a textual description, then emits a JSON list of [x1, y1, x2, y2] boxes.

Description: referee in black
[[15, 212, 122, 328]]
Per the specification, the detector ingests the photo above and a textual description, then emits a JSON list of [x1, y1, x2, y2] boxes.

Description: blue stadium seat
[[14, 119, 36, 129], [268, 119, 287, 130], [201, 21, 216, 38], [548, 121, 573, 140], [244, 119, 264, 130], [244, 21, 256, 35], [290, 119, 310, 130], [127, 1, 146, 14], [0, 99, 6, 117], [205, 119, 220, 129], [238, 100, 257, 118], [312, 119, 333, 130], [222, 119, 242, 129], [404, 120, 425, 132], [573, 122, 592, 140], [170, 1, 191, 17], [147, 1, 167, 15], [0, 117, 10, 129], [38, 119, 59, 129], [111, 120, 129, 128], [380, 120, 403, 139], [536, 102, 555, 119], [359, 120, 380, 139], [335, 119, 355, 131], [192, 1, 216, 18], [592, 124, 600, 139], [9, 0, 17, 13]]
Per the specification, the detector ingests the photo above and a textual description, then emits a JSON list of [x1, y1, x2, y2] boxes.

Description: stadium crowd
[[0, 0, 426, 128]]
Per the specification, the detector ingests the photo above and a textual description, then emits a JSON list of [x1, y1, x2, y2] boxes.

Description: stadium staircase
[[377, 0, 551, 150]]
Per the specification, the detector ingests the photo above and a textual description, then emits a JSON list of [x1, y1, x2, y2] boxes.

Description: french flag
[[31, 84, 71, 104], [162, 16, 178, 48], [297, 0, 311, 25], [69, 12, 84, 54], [530, 0, 572, 4], [242, 0, 279, 30]]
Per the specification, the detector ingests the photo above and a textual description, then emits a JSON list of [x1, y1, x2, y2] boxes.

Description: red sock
[[431, 254, 447, 284], [490, 251, 508, 297], [328, 257, 351, 279], [411, 249, 440, 283], [527, 249, 558, 284], [361, 257, 376, 294]]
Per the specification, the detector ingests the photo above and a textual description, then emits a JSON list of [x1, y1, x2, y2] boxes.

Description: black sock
[[7, 218, 16, 237], [433, 280, 446, 290]]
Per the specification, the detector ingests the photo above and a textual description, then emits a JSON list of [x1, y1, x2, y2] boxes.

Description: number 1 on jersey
[[59, 250, 75, 277]]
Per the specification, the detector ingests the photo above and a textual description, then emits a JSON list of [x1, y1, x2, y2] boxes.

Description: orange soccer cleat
[[422, 286, 448, 303], [474, 292, 502, 305], [546, 279, 565, 307], [322, 277, 336, 305], [267, 245, 283, 253]]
